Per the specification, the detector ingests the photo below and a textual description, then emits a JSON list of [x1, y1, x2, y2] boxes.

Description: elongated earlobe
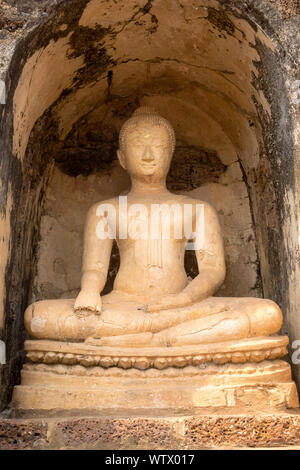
[[117, 149, 126, 170]]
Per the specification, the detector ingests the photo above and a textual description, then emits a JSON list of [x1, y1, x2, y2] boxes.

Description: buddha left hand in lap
[[25, 107, 282, 346]]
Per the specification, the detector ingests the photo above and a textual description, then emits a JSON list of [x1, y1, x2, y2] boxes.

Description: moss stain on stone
[[68, 24, 115, 88], [207, 7, 235, 37]]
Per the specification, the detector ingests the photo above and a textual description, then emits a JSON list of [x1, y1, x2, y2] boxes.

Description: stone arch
[[0, 0, 299, 408]]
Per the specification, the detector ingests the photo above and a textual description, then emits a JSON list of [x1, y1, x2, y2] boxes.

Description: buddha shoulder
[[86, 197, 119, 219], [178, 195, 219, 219]]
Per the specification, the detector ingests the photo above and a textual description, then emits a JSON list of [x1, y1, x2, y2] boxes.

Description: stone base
[[12, 337, 299, 414], [13, 358, 299, 413], [2, 412, 300, 449]]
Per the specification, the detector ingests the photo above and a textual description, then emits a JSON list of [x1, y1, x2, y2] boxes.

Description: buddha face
[[118, 123, 173, 182]]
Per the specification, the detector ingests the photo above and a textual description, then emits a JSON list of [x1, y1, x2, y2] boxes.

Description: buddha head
[[117, 107, 176, 182]]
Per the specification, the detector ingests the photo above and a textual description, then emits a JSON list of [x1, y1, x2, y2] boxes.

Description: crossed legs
[[24, 295, 282, 345]]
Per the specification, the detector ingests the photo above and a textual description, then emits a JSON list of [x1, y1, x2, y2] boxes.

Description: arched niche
[[0, 0, 299, 408]]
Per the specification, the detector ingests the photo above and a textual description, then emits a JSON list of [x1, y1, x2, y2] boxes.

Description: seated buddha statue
[[24, 107, 283, 349]]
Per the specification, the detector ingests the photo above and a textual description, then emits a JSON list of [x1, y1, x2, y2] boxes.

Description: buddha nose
[[142, 145, 154, 161]]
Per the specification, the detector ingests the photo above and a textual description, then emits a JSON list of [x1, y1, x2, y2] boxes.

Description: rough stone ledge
[[1, 411, 300, 449]]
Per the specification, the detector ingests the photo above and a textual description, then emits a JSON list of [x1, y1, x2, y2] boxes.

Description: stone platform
[[2, 411, 300, 449], [7, 336, 300, 449], [12, 337, 299, 413]]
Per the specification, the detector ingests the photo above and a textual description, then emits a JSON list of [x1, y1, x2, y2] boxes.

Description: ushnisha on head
[[117, 107, 176, 182], [119, 106, 176, 153]]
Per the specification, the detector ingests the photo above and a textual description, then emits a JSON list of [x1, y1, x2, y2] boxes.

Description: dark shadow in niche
[[167, 145, 226, 191], [102, 240, 120, 295], [55, 122, 119, 177]]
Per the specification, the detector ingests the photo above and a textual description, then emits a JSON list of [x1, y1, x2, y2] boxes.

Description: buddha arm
[[82, 203, 113, 292], [74, 203, 113, 312], [181, 203, 226, 303]]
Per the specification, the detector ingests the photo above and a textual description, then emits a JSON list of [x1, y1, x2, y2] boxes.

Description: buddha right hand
[[74, 289, 102, 315]]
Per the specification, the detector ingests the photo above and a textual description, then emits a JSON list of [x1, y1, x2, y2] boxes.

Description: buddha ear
[[117, 149, 127, 170]]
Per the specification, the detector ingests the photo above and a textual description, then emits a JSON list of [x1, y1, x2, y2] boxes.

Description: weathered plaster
[[13, 35, 84, 160]]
